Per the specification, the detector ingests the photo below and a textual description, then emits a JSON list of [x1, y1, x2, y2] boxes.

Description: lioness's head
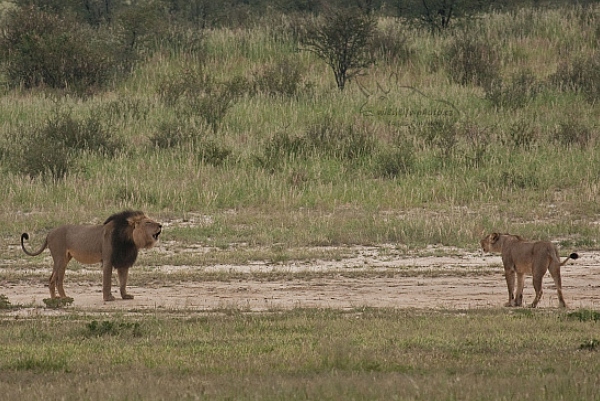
[[480, 232, 523, 253], [480, 232, 502, 253], [130, 213, 162, 249]]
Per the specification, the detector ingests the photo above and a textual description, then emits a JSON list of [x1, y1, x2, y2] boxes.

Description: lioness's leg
[[102, 263, 116, 301], [504, 269, 516, 307], [548, 264, 566, 308], [55, 255, 72, 299], [530, 271, 544, 308], [515, 273, 525, 307], [117, 268, 134, 300]]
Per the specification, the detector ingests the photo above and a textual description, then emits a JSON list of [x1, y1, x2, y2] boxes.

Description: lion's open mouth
[[153, 229, 161, 241]]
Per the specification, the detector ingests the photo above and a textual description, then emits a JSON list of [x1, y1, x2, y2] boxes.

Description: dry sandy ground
[[2, 249, 599, 315]]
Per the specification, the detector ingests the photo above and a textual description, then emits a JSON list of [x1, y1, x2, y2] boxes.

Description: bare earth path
[[2, 249, 599, 314]]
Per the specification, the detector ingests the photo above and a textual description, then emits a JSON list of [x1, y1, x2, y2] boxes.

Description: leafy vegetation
[[0, 2, 598, 249]]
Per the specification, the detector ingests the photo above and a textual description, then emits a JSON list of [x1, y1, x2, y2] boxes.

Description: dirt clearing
[[2, 248, 599, 314]]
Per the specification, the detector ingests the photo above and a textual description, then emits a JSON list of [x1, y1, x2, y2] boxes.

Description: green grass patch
[[0, 309, 598, 400]]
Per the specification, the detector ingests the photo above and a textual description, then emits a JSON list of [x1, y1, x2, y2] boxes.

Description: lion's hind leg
[[50, 253, 71, 299]]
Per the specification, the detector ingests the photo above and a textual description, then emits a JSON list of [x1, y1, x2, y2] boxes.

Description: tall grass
[[0, 4, 599, 251]]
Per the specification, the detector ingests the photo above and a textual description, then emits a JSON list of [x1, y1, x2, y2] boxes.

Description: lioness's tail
[[21, 233, 48, 256], [560, 252, 579, 266]]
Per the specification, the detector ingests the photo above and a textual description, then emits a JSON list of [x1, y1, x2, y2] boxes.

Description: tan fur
[[21, 211, 161, 302], [480, 233, 578, 308]]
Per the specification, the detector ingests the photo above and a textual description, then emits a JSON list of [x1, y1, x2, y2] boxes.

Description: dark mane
[[104, 210, 145, 269]]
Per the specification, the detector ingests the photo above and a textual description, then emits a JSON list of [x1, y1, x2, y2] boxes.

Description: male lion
[[480, 232, 578, 308], [21, 210, 162, 302]]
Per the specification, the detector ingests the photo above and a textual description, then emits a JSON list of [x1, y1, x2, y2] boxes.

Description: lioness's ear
[[491, 233, 500, 243]]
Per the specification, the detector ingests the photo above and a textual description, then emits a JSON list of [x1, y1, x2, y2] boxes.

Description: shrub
[[485, 70, 540, 109], [373, 143, 415, 178], [85, 320, 142, 337], [0, 6, 128, 93], [445, 30, 500, 88], [550, 54, 600, 103], [254, 59, 304, 97], [256, 117, 376, 169], [255, 131, 306, 170], [304, 116, 376, 160], [197, 140, 232, 167], [568, 309, 600, 322], [418, 118, 459, 161], [0, 294, 11, 309], [369, 24, 414, 65], [185, 81, 241, 133], [150, 121, 192, 149], [156, 66, 207, 107], [554, 120, 593, 148], [301, 7, 376, 90], [11, 109, 123, 180], [503, 120, 537, 149]]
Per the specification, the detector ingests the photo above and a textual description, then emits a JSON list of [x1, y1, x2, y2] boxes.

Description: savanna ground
[[1, 228, 600, 400], [1, 1, 600, 399], [3, 239, 600, 313]]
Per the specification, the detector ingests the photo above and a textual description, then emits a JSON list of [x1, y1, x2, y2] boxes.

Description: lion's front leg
[[118, 268, 134, 300], [102, 262, 116, 301]]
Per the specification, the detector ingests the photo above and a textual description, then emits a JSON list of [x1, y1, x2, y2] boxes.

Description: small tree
[[301, 7, 376, 91]]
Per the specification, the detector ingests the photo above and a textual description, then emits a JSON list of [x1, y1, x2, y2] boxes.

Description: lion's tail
[[560, 252, 579, 266], [21, 233, 48, 256]]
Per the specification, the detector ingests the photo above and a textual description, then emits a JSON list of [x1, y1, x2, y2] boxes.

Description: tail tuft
[[569, 252, 579, 260], [21, 233, 29, 241]]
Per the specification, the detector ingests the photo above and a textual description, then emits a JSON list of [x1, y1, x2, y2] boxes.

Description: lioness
[[21, 210, 162, 302], [480, 233, 578, 308]]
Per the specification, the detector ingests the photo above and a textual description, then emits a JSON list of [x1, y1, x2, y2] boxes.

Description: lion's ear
[[127, 215, 144, 227], [491, 233, 500, 243]]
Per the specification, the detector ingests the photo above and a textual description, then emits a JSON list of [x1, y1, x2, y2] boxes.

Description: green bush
[[369, 24, 414, 64], [150, 121, 193, 149], [254, 59, 304, 97], [197, 140, 232, 167], [12, 110, 123, 180], [373, 145, 415, 178], [418, 119, 459, 161], [156, 66, 207, 107], [445, 30, 500, 88], [85, 320, 142, 337], [0, 6, 128, 93], [550, 54, 600, 103], [185, 83, 240, 133], [554, 120, 593, 148], [256, 117, 376, 170], [301, 7, 376, 91], [255, 131, 305, 170], [501, 120, 537, 150], [485, 70, 541, 109], [0, 294, 11, 309], [304, 116, 376, 160], [567, 309, 600, 322]]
